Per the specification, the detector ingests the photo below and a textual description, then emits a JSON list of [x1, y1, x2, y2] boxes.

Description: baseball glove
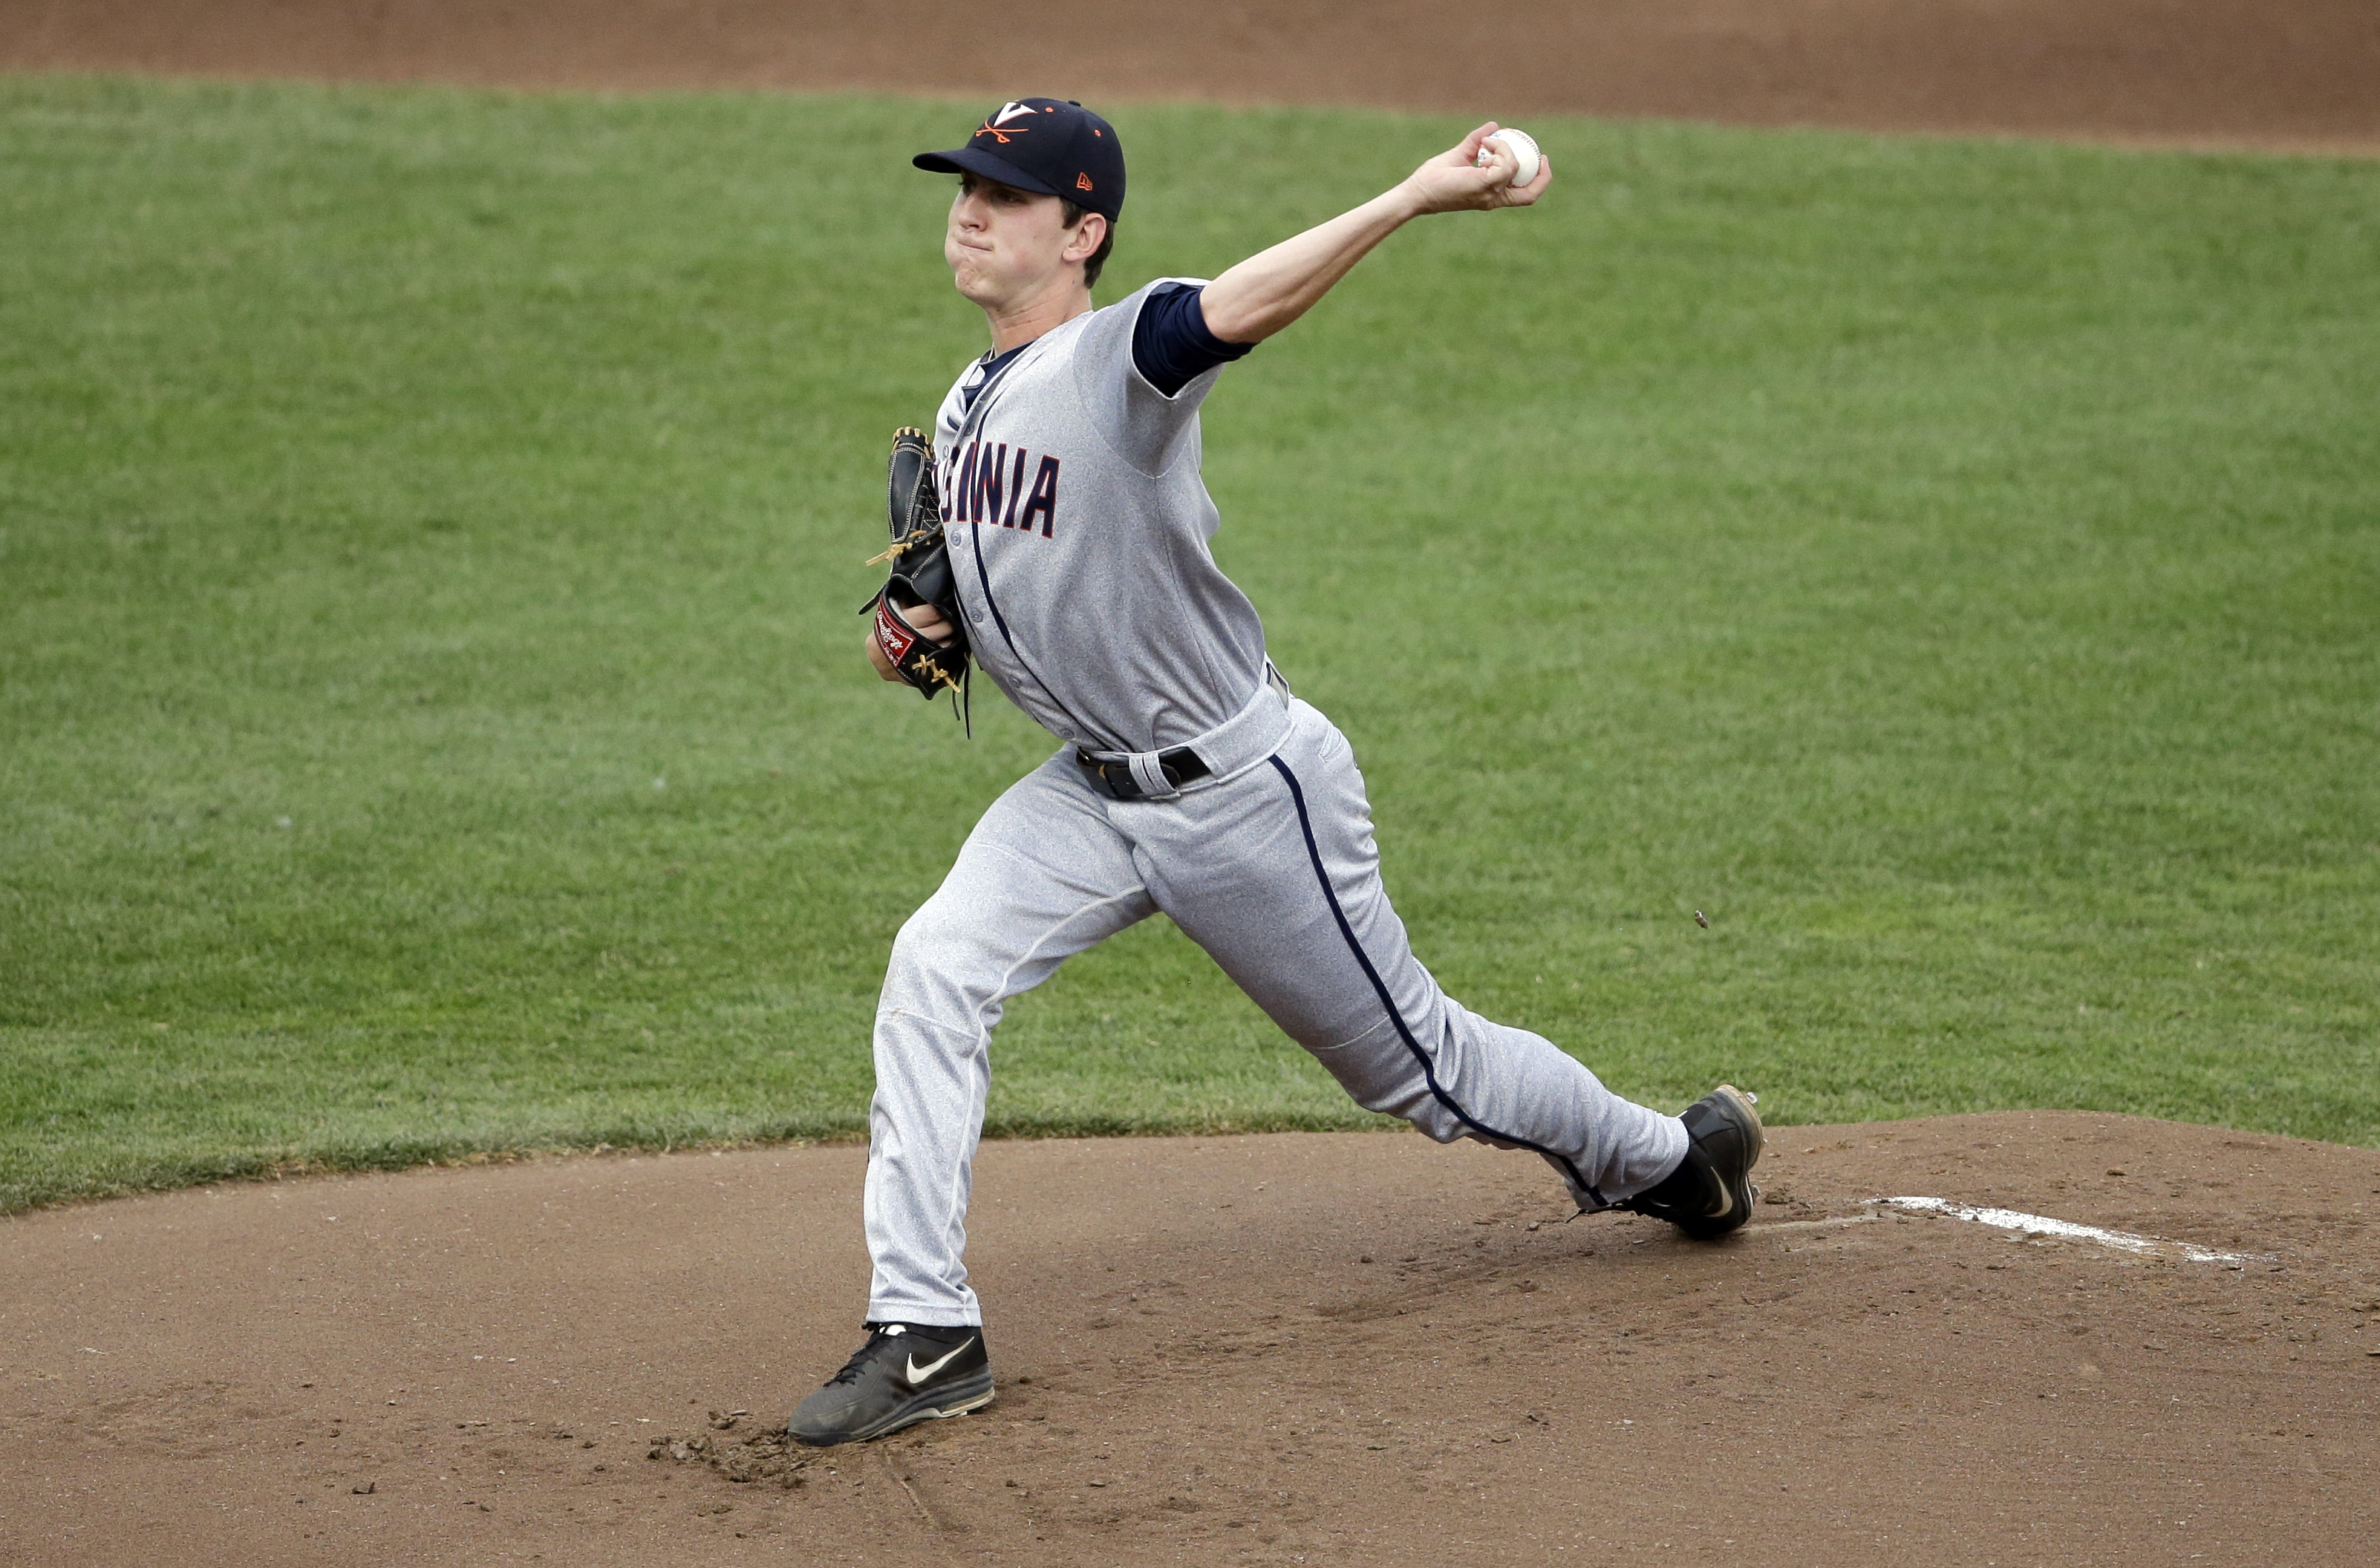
[[863, 427, 971, 717]]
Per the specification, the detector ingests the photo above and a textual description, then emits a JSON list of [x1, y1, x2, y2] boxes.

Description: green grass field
[[3, 76, 2375, 1212]]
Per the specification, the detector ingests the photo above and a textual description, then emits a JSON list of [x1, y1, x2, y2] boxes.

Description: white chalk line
[[1873, 1196, 2272, 1266]]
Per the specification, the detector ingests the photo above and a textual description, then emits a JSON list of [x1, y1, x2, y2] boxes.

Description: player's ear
[[1063, 211, 1108, 266]]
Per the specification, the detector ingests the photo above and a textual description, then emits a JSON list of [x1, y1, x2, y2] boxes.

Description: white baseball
[[1476, 128, 1541, 191]]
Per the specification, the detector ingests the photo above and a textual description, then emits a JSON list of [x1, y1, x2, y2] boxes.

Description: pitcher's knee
[[881, 901, 1001, 1025], [1344, 1077, 1473, 1146], [1303, 1022, 1470, 1144], [1398, 1096, 1473, 1145]]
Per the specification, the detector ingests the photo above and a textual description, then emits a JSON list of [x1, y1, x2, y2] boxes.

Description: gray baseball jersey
[[932, 279, 1265, 754], [855, 282, 1693, 1328]]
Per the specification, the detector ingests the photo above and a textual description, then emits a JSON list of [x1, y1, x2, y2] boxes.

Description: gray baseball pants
[[863, 695, 1689, 1326]]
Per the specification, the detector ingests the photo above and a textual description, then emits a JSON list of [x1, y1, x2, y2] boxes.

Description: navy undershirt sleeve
[[1131, 282, 1254, 399]]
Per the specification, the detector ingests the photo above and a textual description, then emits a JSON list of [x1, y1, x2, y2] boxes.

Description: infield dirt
[[4, 1114, 2376, 1565], [4, 0, 2377, 153]]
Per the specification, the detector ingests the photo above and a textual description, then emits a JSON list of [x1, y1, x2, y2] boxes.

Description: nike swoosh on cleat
[[906, 1338, 977, 1385]]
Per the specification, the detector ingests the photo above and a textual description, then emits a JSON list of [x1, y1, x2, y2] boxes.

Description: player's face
[[945, 175, 1088, 307]]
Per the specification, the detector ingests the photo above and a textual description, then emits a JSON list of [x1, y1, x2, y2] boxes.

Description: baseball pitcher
[[799, 97, 1764, 1446]]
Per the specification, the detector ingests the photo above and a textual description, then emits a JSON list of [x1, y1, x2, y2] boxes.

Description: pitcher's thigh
[[1140, 725, 1438, 1055], [884, 754, 1155, 1025]]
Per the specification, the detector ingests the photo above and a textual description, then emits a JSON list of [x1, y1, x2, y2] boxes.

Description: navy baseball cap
[[914, 98, 1126, 222]]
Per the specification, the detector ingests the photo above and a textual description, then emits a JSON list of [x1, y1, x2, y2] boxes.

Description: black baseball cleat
[[788, 1322, 994, 1446], [1615, 1084, 1765, 1240]]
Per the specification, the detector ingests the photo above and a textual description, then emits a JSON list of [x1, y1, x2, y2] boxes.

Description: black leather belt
[[1075, 746, 1211, 800]]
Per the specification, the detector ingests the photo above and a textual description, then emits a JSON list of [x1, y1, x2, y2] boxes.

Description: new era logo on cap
[[915, 97, 1126, 221]]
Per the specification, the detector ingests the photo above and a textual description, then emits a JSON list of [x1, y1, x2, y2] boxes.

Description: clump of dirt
[[646, 1410, 811, 1489]]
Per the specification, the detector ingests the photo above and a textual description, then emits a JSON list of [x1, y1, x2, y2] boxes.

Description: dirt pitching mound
[[5, 0, 2379, 153], [3, 1111, 2374, 1565]]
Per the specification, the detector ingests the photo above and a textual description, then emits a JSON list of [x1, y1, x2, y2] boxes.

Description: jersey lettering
[[952, 441, 1060, 538], [948, 442, 976, 525], [1019, 455, 1060, 538], [976, 442, 1007, 525]]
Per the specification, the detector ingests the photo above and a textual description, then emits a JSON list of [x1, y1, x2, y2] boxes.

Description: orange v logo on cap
[[1076, 173, 1094, 192], [978, 120, 1029, 144]]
